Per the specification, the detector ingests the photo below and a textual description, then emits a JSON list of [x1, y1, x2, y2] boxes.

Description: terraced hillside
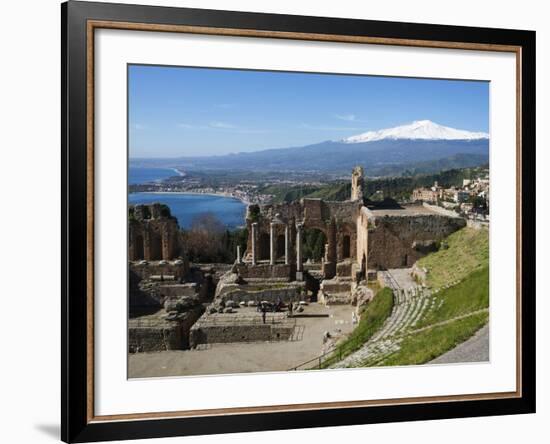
[[416, 226, 489, 289], [327, 227, 489, 369]]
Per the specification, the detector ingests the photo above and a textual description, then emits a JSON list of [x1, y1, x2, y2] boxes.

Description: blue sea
[[128, 167, 180, 185], [128, 167, 246, 229]]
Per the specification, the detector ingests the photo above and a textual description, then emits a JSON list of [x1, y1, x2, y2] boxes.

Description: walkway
[[129, 303, 355, 378], [430, 324, 489, 364]]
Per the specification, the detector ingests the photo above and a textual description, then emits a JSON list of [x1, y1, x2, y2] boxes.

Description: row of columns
[[250, 222, 303, 268]]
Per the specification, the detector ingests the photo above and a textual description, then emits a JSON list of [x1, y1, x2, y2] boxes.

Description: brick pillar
[[328, 218, 337, 263], [284, 224, 290, 265], [143, 230, 151, 261], [251, 223, 258, 265], [270, 222, 275, 265], [161, 228, 171, 260], [296, 223, 303, 272]]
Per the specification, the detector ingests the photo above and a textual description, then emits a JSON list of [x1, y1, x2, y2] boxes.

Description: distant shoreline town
[[128, 164, 490, 225]]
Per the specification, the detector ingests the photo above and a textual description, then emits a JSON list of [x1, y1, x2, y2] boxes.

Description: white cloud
[[334, 113, 357, 122], [209, 121, 236, 129]]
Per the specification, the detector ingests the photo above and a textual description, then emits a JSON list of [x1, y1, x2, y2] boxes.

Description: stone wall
[[367, 214, 466, 269], [129, 306, 204, 352], [220, 286, 303, 304], [129, 203, 183, 261], [130, 260, 189, 281], [355, 207, 370, 279], [235, 263, 293, 280], [189, 320, 295, 347], [215, 270, 306, 304], [129, 324, 182, 353]]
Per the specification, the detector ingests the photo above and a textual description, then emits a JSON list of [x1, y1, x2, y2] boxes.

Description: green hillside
[[417, 227, 489, 289], [262, 166, 488, 204], [415, 266, 489, 329], [326, 226, 490, 369]]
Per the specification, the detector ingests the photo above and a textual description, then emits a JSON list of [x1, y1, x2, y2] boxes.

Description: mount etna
[[131, 120, 489, 176]]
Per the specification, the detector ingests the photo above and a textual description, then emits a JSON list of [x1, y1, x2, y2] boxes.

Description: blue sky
[[129, 65, 489, 158]]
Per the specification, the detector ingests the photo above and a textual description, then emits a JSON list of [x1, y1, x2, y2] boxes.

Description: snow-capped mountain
[[135, 119, 489, 176], [342, 120, 489, 144]]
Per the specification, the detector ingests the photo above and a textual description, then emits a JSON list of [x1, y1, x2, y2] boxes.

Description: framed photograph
[[61, 1, 535, 442]]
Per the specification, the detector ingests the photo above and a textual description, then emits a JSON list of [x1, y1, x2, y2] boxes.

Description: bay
[[128, 192, 247, 229]]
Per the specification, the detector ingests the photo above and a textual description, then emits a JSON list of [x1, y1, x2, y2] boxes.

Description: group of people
[[256, 300, 295, 324]]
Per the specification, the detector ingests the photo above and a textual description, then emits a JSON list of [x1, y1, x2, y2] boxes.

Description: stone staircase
[[332, 284, 442, 368]]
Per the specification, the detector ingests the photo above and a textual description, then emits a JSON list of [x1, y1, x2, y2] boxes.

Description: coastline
[[131, 190, 251, 206]]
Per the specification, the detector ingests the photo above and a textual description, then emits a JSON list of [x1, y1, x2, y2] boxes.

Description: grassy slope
[[372, 230, 490, 367], [340, 227, 490, 368], [416, 227, 489, 289], [319, 288, 394, 368], [378, 311, 489, 366], [415, 265, 489, 329]]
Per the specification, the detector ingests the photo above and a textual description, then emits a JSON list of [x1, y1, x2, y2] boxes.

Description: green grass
[[319, 227, 490, 369], [417, 227, 489, 289], [415, 265, 489, 329], [373, 311, 489, 367], [319, 287, 394, 368]]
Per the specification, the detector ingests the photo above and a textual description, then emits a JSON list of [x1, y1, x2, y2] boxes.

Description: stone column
[[236, 245, 241, 264], [284, 224, 290, 265], [270, 222, 275, 265], [324, 218, 337, 279], [161, 228, 171, 260], [327, 218, 337, 263], [143, 230, 151, 261], [251, 223, 258, 265], [296, 223, 303, 272]]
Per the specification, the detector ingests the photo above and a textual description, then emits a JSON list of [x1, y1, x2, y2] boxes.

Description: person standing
[[261, 304, 267, 324], [288, 301, 294, 318]]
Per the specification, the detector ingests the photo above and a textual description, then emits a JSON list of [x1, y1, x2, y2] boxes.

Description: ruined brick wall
[[367, 214, 466, 269], [235, 263, 293, 280], [356, 207, 370, 274], [129, 306, 203, 352], [245, 199, 361, 268], [220, 287, 302, 304], [129, 203, 183, 261], [129, 261, 189, 281], [129, 325, 182, 352], [351, 166, 365, 201], [189, 322, 295, 347]]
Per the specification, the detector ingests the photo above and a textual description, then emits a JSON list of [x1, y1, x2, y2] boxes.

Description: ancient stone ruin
[[128, 204, 216, 353], [129, 169, 466, 353], [188, 167, 465, 347], [129, 203, 182, 261]]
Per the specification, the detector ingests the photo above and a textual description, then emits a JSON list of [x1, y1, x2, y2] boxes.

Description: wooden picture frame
[[62, 1, 536, 442]]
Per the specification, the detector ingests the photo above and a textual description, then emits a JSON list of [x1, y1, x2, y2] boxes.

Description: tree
[[182, 212, 248, 263]]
